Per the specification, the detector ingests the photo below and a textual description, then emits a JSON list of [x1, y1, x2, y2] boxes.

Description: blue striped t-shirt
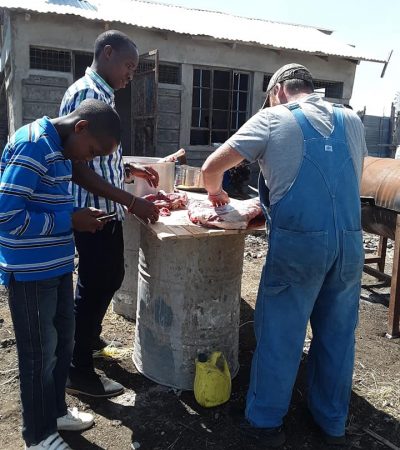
[[0, 117, 75, 285]]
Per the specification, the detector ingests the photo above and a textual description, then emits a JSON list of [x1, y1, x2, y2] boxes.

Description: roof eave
[[2, 6, 386, 64]]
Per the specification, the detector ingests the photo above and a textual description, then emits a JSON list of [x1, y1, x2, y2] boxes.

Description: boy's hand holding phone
[[97, 212, 117, 222], [72, 207, 110, 233]]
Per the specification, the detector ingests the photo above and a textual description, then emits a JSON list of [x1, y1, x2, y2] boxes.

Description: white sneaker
[[57, 407, 94, 431], [25, 432, 72, 449]]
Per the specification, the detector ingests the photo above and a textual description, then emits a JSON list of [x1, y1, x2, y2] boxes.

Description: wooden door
[[131, 49, 159, 156]]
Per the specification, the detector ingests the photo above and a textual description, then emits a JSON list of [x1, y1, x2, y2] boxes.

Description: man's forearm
[[72, 162, 133, 207], [201, 143, 244, 194]]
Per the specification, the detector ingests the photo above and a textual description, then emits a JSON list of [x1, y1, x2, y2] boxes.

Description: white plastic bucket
[[124, 156, 175, 197], [113, 156, 175, 319], [112, 214, 140, 320]]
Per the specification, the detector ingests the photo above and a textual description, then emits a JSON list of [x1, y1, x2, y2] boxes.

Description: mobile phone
[[98, 212, 117, 221]]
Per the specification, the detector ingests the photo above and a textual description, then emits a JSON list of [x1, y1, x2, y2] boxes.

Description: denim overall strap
[[286, 102, 322, 140]]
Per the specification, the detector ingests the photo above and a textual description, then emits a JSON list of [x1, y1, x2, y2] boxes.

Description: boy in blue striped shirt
[[0, 99, 121, 449]]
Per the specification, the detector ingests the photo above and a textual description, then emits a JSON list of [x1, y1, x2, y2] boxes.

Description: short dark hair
[[282, 79, 314, 95], [94, 30, 137, 59], [72, 99, 121, 144]]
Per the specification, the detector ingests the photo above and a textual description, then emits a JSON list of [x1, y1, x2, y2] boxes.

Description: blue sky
[[157, 0, 397, 116]]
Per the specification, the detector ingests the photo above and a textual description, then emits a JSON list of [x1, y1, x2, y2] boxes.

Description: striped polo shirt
[[59, 67, 125, 220], [0, 117, 74, 286]]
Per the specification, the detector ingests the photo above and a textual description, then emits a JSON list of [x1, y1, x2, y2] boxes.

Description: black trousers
[[72, 220, 125, 371]]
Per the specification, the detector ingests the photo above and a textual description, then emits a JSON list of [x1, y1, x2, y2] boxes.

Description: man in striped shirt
[[60, 30, 160, 398], [0, 99, 121, 449]]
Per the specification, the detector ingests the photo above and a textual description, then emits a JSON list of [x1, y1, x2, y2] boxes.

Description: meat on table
[[143, 191, 263, 228], [187, 197, 263, 229], [143, 191, 188, 216]]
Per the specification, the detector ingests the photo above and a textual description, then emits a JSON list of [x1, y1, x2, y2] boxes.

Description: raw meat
[[143, 190, 188, 214], [188, 197, 263, 229], [159, 207, 171, 217]]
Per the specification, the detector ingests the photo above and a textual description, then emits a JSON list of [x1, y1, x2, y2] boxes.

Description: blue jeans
[[8, 273, 75, 446]]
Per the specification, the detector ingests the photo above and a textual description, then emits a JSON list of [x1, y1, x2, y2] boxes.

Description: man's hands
[[208, 189, 230, 207], [72, 207, 110, 233], [201, 143, 244, 205], [129, 197, 159, 224], [124, 164, 159, 188]]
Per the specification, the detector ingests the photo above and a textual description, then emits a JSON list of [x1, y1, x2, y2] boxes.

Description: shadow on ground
[[361, 279, 391, 307], [63, 298, 400, 450]]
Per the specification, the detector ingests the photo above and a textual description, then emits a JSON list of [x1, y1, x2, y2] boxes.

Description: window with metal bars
[[136, 61, 180, 84], [30, 47, 72, 72], [191, 68, 249, 145], [313, 80, 343, 98], [136, 59, 155, 74], [263, 74, 343, 99], [263, 74, 273, 92], [159, 64, 181, 84]]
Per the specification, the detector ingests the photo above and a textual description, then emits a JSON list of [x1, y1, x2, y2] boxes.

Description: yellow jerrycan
[[194, 351, 231, 407]]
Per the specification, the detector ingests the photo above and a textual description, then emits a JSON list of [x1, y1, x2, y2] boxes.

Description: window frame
[[190, 66, 251, 146], [158, 62, 181, 85], [29, 46, 72, 73]]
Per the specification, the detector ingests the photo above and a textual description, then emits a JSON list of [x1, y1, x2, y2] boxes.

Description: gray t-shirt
[[227, 93, 368, 205]]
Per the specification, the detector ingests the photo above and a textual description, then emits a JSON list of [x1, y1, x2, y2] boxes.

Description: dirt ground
[[0, 233, 399, 450]]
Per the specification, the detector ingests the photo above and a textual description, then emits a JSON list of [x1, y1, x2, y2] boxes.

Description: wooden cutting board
[[134, 191, 265, 241]]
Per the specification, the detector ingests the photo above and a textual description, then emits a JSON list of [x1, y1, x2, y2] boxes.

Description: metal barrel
[[133, 226, 245, 390], [360, 156, 400, 240], [361, 203, 397, 240], [361, 156, 400, 213], [112, 213, 140, 320]]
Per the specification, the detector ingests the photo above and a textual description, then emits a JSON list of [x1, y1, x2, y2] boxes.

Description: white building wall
[[8, 11, 357, 145]]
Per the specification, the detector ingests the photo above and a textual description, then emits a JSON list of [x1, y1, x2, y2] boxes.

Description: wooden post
[[387, 215, 400, 338], [363, 236, 389, 281]]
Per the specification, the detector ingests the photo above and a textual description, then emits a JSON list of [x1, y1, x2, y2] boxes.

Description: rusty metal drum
[[361, 156, 400, 240], [361, 156, 400, 213], [132, 226, 245, 390]]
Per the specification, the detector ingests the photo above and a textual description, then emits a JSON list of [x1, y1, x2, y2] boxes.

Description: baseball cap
[[262, 63, 314, 109]]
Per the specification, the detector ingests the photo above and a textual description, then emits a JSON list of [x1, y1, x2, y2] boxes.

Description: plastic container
[[112, 213, 140, 319], [124, 156, 175, 197], [194, 352, 232, 407], [112, 156, 175, 319]]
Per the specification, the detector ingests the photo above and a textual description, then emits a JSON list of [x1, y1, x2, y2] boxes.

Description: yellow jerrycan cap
[[194, 351, 232, 408]]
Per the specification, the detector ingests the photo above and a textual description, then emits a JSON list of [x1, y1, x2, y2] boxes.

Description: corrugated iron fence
[[362, 114, 393, 158]]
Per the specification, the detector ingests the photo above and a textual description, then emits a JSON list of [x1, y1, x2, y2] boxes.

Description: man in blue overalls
[[201, 64, 367, 447]]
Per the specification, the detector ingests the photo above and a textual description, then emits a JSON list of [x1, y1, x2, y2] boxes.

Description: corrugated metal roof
[[0, 0, 385, 63]]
